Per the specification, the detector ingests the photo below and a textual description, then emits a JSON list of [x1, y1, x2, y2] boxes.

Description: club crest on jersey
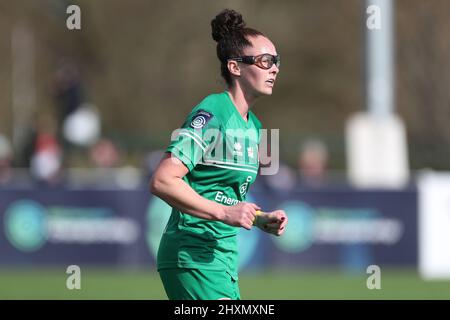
[[190, 110, 213, 129]]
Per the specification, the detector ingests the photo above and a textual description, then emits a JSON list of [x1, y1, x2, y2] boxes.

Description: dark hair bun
[[211, 9, 246, 42]]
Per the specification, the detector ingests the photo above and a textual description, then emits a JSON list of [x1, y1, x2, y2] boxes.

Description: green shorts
[[158, 268, 241, 300]]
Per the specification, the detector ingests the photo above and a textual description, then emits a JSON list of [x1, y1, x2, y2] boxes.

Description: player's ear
[[227, 60, 241, 77]]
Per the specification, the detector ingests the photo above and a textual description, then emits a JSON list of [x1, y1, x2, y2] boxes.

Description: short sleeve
[[166, 109, 221, 171]]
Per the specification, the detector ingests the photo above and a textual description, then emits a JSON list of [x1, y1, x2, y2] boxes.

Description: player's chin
[[259, 84, 274, 95]]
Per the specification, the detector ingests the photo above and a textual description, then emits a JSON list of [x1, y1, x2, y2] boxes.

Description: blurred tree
[[0, 0, 449, 170]]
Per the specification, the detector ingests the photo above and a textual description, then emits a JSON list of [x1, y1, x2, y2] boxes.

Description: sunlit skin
[[226, 35, 279, 121]]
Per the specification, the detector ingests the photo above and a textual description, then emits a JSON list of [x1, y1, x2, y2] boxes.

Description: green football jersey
[[157, 91, 262, 279]]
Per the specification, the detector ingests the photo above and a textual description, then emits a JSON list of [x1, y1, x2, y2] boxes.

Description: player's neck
[[226, 85, 259, 122]]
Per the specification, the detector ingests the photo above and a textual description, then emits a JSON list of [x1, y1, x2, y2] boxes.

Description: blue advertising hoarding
[[0, 186, 417, 270]]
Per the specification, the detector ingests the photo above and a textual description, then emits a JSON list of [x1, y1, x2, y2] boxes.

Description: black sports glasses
[[228, 53, 281, 70]]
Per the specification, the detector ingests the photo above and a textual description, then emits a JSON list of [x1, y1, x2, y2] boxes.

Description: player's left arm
[[253, 210, 288, 236]]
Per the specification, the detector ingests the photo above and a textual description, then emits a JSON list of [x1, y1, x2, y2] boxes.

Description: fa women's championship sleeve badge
[[190, 110, 213, 129]]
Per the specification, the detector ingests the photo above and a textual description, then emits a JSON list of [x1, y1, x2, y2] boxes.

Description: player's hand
[[254, 210, 288, 236], [222, 202, 261, 230]]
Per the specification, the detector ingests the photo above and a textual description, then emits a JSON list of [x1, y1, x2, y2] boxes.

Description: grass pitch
[[0, 267, 448, 300]]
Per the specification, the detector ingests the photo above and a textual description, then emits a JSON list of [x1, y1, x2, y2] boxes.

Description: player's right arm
[[149, 152, 260, 230]]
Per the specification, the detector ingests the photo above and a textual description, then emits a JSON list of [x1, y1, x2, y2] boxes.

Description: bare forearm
[[151, 176, 225, 221]]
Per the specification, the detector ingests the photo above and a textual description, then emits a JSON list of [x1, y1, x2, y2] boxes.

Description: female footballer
[[150, 8, 288, 300]]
